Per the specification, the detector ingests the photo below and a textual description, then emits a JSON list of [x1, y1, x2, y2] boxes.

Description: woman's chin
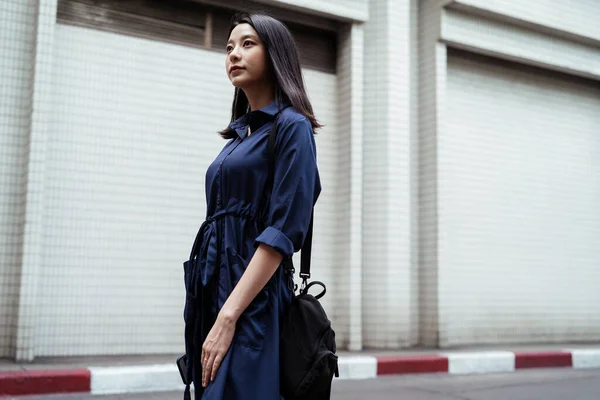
[[229, 76, 249, 89]]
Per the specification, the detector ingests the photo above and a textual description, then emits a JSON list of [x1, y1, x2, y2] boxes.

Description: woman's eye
[[226, 45, 233, 52], [243, 40, 253, 47]]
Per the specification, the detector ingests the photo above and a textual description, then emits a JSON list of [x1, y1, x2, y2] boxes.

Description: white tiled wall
[[418, 0, 445, 347], [362, 0, 390, 348], [16, 0, 58, 362], [385, 0, 419, 348], [0, 0, 37, 359], [44, 24, 229, 356], [362, 0, 418, 348], [2, 0, 600, 357], [38, 23, 341, 356], [334, 23, 363, 350], [441, 52, 600, 346]]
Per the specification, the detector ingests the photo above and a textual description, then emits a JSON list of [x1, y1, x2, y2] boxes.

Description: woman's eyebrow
[[227, 34, 257, 45]]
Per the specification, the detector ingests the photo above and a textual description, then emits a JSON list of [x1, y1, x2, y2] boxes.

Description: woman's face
[[226, 24, 268, 89]]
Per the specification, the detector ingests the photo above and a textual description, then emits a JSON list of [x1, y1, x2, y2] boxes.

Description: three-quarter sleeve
[[254, 116, 321, 259]]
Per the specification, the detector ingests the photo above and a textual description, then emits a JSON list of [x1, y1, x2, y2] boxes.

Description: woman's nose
[[229, 46, 241, 62]]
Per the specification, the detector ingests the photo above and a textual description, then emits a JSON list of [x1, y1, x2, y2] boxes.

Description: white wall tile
[[0, 0, 37, 359]]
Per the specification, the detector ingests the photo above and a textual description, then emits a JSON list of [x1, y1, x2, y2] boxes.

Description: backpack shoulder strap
[[299, 211, 313, 281]]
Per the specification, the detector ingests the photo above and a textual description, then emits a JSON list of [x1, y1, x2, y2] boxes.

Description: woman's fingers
[[201, 348, 224, 387], [201, 345, 210, 387], [203, 349, 218, 387], [202, 355, 209, 387], [199, 315, 236, 387], [211, 354, 223, 382]]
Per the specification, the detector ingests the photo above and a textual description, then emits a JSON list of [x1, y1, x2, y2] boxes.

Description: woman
[[182, 12, 321, 400]]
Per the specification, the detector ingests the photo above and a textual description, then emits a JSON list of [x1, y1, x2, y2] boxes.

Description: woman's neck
[[244, 82, 275, 111]]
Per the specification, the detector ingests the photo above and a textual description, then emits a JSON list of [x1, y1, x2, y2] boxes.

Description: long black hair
[[219, 12, 322, 139]]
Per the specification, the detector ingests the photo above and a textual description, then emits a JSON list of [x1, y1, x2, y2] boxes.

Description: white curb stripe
[[90, 364, 185, 395], [336, 356, 378, 380], [88, 356, 379, 395], [444, 351, 515, 375], [84, 349, 600, 395], [570, 349, 600, 369]]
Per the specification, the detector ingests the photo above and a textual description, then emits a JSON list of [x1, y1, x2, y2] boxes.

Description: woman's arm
[[200, 244, 282, 387], [219, 244, 283, 322]]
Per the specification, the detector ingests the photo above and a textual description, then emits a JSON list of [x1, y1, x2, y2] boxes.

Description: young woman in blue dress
[[183, 12, 322, 399]]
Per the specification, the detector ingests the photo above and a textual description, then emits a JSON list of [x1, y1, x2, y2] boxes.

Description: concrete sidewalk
[[2, 344, 600, 397]]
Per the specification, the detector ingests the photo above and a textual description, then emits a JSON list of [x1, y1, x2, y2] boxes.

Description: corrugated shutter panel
[[441, 49, 600, 346], [57, 0, 207, 47], [289, 23, 337, 74]]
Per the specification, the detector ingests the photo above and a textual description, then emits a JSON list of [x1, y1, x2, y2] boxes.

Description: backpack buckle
[[299, 272, 311, 280], [300, 273, 310, 293]]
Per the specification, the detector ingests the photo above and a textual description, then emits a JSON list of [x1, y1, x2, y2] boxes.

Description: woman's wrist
[[217, 307, 240, 325]]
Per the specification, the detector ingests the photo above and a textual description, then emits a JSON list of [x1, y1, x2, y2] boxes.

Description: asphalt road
[[16, 368, 600, 400]]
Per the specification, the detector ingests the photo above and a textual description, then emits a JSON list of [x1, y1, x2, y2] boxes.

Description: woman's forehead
[[228, 24, 259, 42]]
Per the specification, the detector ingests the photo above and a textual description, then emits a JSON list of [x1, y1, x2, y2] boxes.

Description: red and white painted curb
[[2, 349, 600, 397]]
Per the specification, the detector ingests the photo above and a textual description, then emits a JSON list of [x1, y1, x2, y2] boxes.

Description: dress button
[[217, 198, 221, 206]]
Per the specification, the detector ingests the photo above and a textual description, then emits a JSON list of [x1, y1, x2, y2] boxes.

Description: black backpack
[[268, 110, 339, 400], [278, 259, 339, 400]]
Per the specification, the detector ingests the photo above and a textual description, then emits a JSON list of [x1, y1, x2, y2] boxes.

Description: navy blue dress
[[184, 101, 321, 400]]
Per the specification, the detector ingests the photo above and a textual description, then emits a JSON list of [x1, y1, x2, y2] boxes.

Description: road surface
[[16, 367, 600, 400]]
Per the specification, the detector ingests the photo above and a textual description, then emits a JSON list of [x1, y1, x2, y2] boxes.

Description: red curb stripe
[[377, 356, 449, 375], [515, 352, 573, 369], [0, 369, 91, 397]]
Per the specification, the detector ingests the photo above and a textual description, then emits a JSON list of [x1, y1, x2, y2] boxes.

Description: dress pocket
[[182, 258, 198, 324], [230, 251, 271, 351]]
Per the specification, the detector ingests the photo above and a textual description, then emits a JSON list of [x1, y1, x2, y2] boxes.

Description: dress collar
[[228, 101, 290, 139]]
